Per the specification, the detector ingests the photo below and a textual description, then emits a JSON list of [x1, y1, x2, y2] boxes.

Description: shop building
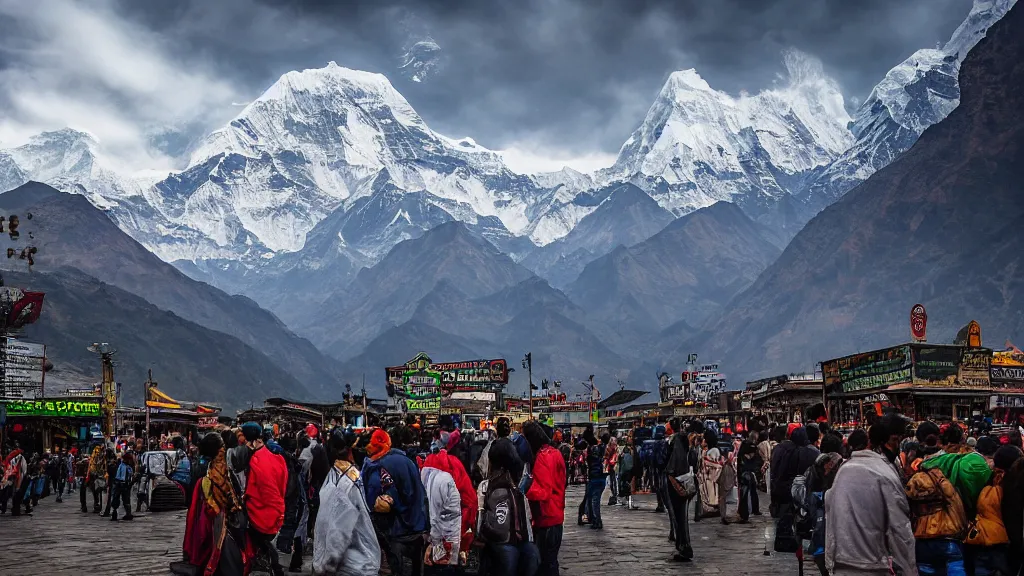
[[823, 343, 993, 428], [743, 373, 824, 424]]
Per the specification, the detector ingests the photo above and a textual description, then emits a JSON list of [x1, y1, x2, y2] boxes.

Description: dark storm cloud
[[5, 0, 974, 167]]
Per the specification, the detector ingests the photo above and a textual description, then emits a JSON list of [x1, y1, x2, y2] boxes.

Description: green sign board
[[3, 398, 101, 418]]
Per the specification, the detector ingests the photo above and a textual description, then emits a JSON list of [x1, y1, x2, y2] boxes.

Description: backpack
[[791, 467, 818, 537], [479, 474, 529, 545], [640, 439, 669, 471], [2, 455, 23, 488], [170, 455, 192, 484], [619, 451, 634, 476]]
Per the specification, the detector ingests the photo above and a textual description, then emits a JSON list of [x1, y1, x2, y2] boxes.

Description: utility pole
[[361, 373, 368, 428], [144, 369, 154, 446], [522, 353, 533, 420]]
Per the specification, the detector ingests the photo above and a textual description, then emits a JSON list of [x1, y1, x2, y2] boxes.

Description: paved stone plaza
[[0, 486, 795, 575]]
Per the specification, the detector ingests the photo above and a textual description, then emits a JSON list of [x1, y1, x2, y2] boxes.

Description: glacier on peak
[[797, 0, 1016, 213], [600, 49, 852, 219]]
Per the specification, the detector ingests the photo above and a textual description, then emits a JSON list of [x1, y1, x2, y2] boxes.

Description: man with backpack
[[641, 425, 670, 515], [825, 415, 917, 576], [477, 434, 540, 576]]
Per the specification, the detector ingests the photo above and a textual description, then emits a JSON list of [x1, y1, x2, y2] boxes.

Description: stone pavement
[[0, 485, 798, 575]]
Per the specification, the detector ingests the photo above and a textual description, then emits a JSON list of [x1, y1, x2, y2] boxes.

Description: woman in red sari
[[177, 433, 249, 576]]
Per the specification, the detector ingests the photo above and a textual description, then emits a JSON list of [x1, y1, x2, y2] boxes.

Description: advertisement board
[[958, 349, 992, 389], [824, 345, 912, 393], [3, 398, 101, 418], [911, 346, 960, 386]]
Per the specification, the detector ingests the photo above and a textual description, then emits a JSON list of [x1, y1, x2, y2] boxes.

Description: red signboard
[[910, 304, 927, 342]]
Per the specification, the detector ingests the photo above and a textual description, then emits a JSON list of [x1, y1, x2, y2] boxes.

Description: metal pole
[[362, 374, 368, 428], [145, 370, 152, 446], [527, 353, 533, 420]]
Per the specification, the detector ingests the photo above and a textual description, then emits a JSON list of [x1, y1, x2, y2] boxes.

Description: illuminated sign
[[405, 398, 440, 412], [4, 399, 101, 418]]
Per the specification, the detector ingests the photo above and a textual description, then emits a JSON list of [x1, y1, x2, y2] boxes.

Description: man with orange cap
[[361, 428, 428, 576]]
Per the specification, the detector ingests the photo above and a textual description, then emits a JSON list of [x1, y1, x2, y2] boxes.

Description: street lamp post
[[522, 353, 533, 420]]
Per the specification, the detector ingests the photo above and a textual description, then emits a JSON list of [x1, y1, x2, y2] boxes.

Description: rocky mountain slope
[[0, 182, 342, 395], [567, 201, 781, 346], [521, 183, 674, 287], [681, 2, 1024, 384], [4, 268, 309, 408]]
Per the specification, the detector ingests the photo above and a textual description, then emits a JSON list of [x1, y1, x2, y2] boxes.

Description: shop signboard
[[1, 338, 46, 400], [990, 395, 1024, 409], [198, 416, 219, 428], [910, 304, 928, 342], [3, 398, 101, 418], [405, 397, 440, 412], [991, 349, 1024, 385], [911, 346, 960, 386], [450, 391, 496, 402], [958, 348, 992, 389], [825, 345, 912, 393]]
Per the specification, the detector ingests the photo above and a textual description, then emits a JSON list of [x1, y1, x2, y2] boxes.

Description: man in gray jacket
[[825, 417, 917, 576], [312, 429, 381, 576]]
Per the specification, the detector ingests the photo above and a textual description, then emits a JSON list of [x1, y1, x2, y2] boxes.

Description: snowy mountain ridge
[[799, 0, 1017, 212], [0, 0, 1013, 273]]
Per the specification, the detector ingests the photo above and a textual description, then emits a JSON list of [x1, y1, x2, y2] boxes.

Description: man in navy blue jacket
[[361, 428, 427, 576]]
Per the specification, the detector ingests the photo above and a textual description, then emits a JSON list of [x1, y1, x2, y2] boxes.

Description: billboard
[[3, 398, 100, 418], [823, 345, 912, 394], [386, 353, 508, 413]]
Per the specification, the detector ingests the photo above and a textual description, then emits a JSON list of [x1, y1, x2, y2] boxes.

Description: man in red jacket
[[241, 422, 288, 576], [522, 421, 567, 576]]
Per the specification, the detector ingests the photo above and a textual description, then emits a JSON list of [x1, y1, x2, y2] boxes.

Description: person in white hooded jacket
[[420, 462, 463, 572], [312, 429, 380, 576]]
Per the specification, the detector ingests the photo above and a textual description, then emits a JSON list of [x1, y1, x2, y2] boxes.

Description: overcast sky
[[0, 0, 973, 173]]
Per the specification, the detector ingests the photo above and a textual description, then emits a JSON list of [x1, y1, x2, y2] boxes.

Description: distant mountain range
[[0, 0, 1017, 399], [675, 1, 1024, 385]]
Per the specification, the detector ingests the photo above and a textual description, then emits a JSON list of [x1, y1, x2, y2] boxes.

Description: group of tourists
[[0, 440, 144, 521], [1, 444, 76, 516], [172, 414, 566, 576]]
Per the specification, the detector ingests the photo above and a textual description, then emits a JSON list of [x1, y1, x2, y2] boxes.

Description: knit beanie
[[367, 429, 392, 460], [241, 421, 262, 442]]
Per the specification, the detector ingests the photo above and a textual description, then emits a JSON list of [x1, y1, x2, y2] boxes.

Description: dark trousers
[[666, 483, 692, 558], [586, 477, 606, 527], [738, 471, 760, 520], [109, 481, 131, 518], [80, 480, 102, 511], [483, 542, 541, 576], [656, 474, 676, 541], [55, 476, 65, 502], [249, 528, 282, 572], [916, 539, 966, 576], [382, 533, 424, 576], [0, 484, 11, 513], [534, 525, 563, 576], [11, 482, 29, 515]]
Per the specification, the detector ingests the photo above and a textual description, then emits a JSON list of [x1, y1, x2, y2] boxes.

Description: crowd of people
[[168, 414, 567, 576], [5, 412, 1024, 576]]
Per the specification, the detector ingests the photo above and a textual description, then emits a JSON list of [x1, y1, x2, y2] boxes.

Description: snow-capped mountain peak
[[602, 49, 852, 219], [798, 0, 1016, 214]]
